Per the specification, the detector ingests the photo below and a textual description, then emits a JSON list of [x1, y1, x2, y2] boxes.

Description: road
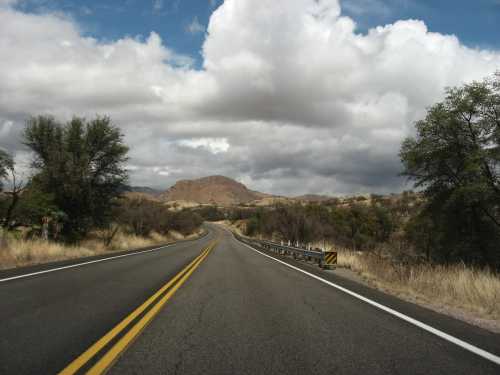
[[1, 224, 499, 374], [0, 230, 215, 374]]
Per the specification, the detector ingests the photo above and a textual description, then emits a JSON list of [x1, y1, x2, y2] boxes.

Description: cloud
[[186, 16, 205, 34], [80, 6, 92, 16], [152, 0, 163, 13], [0, 0, 499, 196], [178, 137, 230, 154], [0, 0, 16, 7]]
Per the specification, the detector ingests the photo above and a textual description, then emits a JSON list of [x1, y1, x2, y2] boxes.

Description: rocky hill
[[159, 175, 268, 206]]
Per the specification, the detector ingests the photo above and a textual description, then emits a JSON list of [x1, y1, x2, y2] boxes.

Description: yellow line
[[58, 242, 214, 375], [87, 241, 216, 375]]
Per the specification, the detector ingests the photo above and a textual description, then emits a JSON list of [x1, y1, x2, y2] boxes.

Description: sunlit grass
[[337, 249, 500, 321], [0, 228, 201, 270]]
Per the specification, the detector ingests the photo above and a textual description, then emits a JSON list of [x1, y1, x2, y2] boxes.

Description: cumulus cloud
[[178, 137, 229, 154], [0, 0, 16, 7], [0, 0, 499, 195], [186, 16, 205, 34]]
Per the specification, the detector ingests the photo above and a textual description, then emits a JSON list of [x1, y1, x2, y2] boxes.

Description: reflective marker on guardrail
[[323, 251, 337, 269]]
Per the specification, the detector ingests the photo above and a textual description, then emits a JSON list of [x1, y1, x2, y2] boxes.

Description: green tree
[[12, 185, 58, 229], [24, 115, 129, 240], [372, 205, 393, 243], [400, 72, 500, 267], [115, 197, 173, 236], [0, 150, 27, 229], [404, 210, 438, 262], [0, 149, 13, 192]]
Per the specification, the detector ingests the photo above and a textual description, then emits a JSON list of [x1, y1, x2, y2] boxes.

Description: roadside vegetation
[[218, 73, 500, 328], [0, 115, 203, 269], [337, 251, 500, 323]]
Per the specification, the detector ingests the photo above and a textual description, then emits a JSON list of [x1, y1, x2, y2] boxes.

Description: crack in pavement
[[172, 292, 215, 375]]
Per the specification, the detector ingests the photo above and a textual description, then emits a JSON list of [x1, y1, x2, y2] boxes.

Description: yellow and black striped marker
[[59, 240, 217, 375], [323, 251, 337, 267]]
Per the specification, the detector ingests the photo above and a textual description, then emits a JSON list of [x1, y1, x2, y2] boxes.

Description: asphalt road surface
[[1, 224, 499, 374], [0, 229, 215, 374]]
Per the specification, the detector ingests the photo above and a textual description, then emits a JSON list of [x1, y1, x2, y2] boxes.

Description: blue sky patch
[[14, 0, 500, 69]]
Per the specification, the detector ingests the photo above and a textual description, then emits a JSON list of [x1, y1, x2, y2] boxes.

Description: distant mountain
[[127, 186, 163, 196], [126, 177, 412, 208], [159, 175, 267, 206]]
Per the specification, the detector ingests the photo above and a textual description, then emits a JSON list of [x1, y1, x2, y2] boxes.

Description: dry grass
[[0, 238, 97, 269], [0, 228, 203, 270], [337, 250, 500, 324], [310, 239, 500, 329]]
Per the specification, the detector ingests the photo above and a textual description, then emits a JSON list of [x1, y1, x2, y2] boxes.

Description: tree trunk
[[0, 226, 7, 250], [104, 225, 119, 247], [3, 193, 19, 229]]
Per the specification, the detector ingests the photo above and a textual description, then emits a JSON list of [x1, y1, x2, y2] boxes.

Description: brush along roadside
[[0, 227, 205, 270]]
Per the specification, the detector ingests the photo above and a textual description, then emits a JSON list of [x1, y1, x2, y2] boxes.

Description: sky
[[0, 0, 499, 196]]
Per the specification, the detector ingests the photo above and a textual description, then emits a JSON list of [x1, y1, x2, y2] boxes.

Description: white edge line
[[234, 235, 500, 366], [0, 244, 175, 283]]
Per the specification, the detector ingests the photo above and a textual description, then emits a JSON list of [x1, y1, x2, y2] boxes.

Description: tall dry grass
[[0, 237, 96, 269], [337, 250, 500, 322], [0, 228, 202, 270]]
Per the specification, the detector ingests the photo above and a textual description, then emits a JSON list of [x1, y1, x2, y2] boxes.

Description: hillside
[[159, 175, 267, 206], [128, 186, 163, 196], [294, 194, 332, 202], [134, 176, 420, 208], [122, 191, 162, 202]]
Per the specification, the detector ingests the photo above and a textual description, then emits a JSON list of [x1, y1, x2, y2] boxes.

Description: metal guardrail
[[235, 234, 337, 269]]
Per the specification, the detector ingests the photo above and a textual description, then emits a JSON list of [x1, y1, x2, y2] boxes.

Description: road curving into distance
[[1, 224, 499, 374]]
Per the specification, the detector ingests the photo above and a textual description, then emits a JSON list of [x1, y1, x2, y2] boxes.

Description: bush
[[196, 205, 225, 221], [170, 210, 203, 235], [115, 197, 202, 237]]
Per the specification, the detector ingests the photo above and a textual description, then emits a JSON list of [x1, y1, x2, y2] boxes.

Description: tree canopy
[[0, 149, 14, 192], [24, 115, 129, 240], [400, 72, 500, 268]]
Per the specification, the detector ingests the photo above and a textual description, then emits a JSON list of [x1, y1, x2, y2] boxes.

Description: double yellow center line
[[59, 240, 217, 375]]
